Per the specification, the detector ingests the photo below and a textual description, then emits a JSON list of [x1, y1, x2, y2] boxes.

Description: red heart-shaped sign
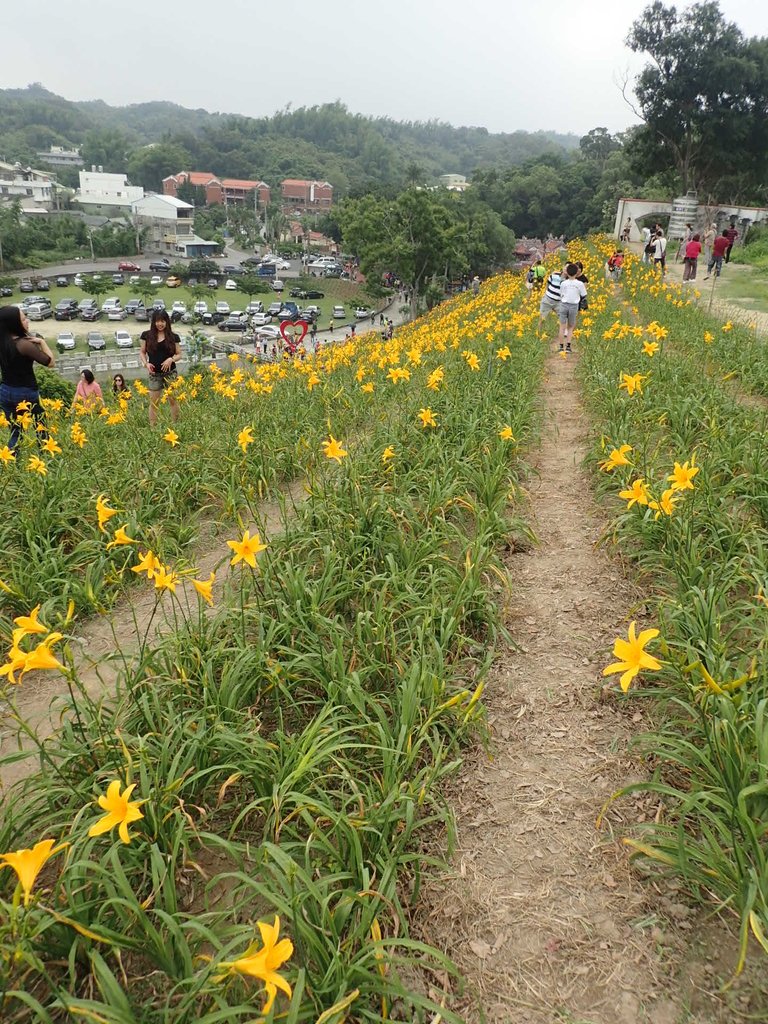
[[280, 320, 309, 344]]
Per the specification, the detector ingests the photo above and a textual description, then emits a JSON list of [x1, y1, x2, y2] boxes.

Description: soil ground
[[417, 342, 766, 1023]]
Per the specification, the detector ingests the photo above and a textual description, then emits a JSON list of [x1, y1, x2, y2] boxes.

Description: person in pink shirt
[[682, 233, 702, 281], [72, 368, 104, 410]]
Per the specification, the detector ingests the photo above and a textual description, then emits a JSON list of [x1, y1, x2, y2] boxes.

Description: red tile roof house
[[163, 171, 270, 207], [280, 179, 333, 210]]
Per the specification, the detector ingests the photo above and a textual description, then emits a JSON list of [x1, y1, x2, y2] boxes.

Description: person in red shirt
[[704, 231, 730, 279], [724, 223, 739, 263], [682, 233, 702, 281]]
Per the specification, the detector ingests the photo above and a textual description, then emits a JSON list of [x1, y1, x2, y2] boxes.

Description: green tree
[[79, 276, 112, 303], [579, 128, 620, 169], [625, 1, 768, 195], [339, 188, 464, 319], [138, 281, 160, 308], [235, 275, 270, 302], [188, 257, 220, 278]]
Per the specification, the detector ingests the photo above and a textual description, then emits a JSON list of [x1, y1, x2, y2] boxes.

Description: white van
[[26, 301, 53, 321], [308, 256, 339, 269]]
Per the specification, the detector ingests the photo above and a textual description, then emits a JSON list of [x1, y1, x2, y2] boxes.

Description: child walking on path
[[558, 263, 587, 354]]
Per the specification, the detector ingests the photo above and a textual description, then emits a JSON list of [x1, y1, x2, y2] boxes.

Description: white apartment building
[[72, 169, 144, 217], [0, 161, 56, 210]]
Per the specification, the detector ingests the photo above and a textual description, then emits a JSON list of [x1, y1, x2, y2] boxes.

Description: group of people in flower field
[[626, 217, 741, 283], [530, 259, 589, 353], [0, 306, 183, 452]]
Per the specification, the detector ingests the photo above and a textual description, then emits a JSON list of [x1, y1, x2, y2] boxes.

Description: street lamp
[[87, 228, 95, 261]]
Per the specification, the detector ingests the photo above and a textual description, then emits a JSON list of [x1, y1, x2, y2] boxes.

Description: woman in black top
[[139, 309, 181, 426], [0, 305, 55, 449]]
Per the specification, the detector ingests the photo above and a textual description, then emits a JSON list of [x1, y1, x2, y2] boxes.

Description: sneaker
[[566, 344, 572, 352], [559, 344, 564, 351]]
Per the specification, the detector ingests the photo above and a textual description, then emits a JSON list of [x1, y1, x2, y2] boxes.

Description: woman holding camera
[[0, 305, 55, 449]]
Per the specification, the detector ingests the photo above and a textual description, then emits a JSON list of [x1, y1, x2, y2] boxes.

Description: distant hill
[[0, 84, 580, 195]]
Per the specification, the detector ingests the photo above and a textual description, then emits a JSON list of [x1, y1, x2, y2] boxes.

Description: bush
[[36, 365, 75, 404]]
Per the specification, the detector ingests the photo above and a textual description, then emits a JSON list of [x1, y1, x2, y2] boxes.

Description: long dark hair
[[81, 368, 95, 384], [0, 305, 30, 373], [145, 309, 179, 354]]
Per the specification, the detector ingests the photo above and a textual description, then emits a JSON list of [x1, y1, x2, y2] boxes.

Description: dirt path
[[0, 480, 306, 790], [419, 347, 703, 1024]]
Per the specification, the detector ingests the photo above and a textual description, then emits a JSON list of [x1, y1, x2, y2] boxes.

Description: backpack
[[526, 269, 535, 284], [644, 241, 655, 255]]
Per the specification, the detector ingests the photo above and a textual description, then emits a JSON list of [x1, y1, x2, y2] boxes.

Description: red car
[[118, 261, 141, 272]]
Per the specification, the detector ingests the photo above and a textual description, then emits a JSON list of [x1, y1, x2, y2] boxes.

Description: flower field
[[0, 276, 546, 1021], [3, 241, 768, 1021]]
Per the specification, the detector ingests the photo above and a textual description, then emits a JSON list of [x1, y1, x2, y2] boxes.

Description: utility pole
[[0, 235, 4, 271]]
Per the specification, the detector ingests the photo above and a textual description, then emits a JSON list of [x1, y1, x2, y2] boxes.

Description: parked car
[[224, 279, 237, 291], [252, 311, 271, 326], [152, 298, 166, 310], [171, 301, 187, 315], [118, 261, 140, 272], [215, 300, 230, 315], [303, 304, 321, 318], [124, 297, 142, 314], [256, 325, 280, 341], [107, 306, 127, 321], [166, 275, 182, 288], [149, 259, 170, 272], [55, 299, 80, 321], [323, 267, 342, 278], [332, 305, 346, 319], [37, 279, 50, 291], [56, 331, 76, 352], [0, 286, 12, 297], [101, 297, 122, 313], [26, 301, 53, 321], [114, 330, 133, 348], [150, 275, 163, 286], [222, 264, 240, 276], [135, 305, 149, 322], [256, 264, 276, 277], [193, 300, 209, 315], [245, 301, 263, 314], [271, 279, 284, 292], [267, 302, 282, 317], [187, 277, 198, 287], [74, 274, 85, 287], [308, 257, 338, 270], [354, 307, 372, 319], [86, 331, 106, 351], [55, 276, 68, 287], [112, 273, 125, 285], [220, 313, 249, 332], [19, 279, 33, 292], [206, 277, 219, 288], [80, 306, 101, 322], [129, 275, 141, 286]]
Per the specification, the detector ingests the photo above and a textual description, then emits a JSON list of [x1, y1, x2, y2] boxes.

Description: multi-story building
[[36, 146, 84, 169], [0, 161, 56, 210], [132, 194, 218, 257], [72, 169, 144, 217], [280, 179, 333, 210], [162, 171, 271, 208]]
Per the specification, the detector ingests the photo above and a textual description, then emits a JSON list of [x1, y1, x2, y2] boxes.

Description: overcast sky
[[4, 0, 765, 136]]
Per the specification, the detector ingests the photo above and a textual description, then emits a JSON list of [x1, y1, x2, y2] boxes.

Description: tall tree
[[625, 1, 768, 196]]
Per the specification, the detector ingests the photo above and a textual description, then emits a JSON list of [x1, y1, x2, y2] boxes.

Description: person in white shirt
[[558, 263, 587, 352], [653, 231, 667, 277]]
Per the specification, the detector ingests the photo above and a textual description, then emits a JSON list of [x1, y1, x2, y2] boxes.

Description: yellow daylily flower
[[667, 455, 699, 491], [27, 456, 47, 476], [88, 780, 145, 845], [0, 839, 67, 905], [0, 445, 15, 464], [153, 566, 179, 593], [227, 530, 268, 569], [418, 407, 437, 428], [381, 445, 396, 463], [599, 444, 632, 472], [163, 429, 179, 447], [648, 487, 681, 519], [192, 572, 215, 606], [13, 605, 49, 637], [131, 550, 162, 581], [106, 526, 136, 550], [321, 435, 348, 463], [96, 495, 118, 532], [237, 426, 254, 453], [618, 478, 650, 509], [642, 341, 659, 357], [602, 621, 662, 692], [216, 916, 293, 1017], [499, 426, 515, 441]]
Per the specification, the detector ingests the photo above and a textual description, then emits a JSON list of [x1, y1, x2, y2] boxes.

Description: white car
[[308, 257, 340, 270], [107, 307, 127, 321], [333, 305, 346, 318], [56, 331, 76, 351], [114, 330, 133, 348], [271, 279, 284, 292], [246, 301, 263, 314], [129, 275, 141, 285], [215, 301, 230, 315], [252, 311, 270, 326], [74, 273, 84, 287], [257, 325, 280, 341], [354, 307, 372, 319], [150, 275, 162, 286], [224, 278, 237, 290], [193, 301, 208, 314], [171, 301, 187, 314]]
